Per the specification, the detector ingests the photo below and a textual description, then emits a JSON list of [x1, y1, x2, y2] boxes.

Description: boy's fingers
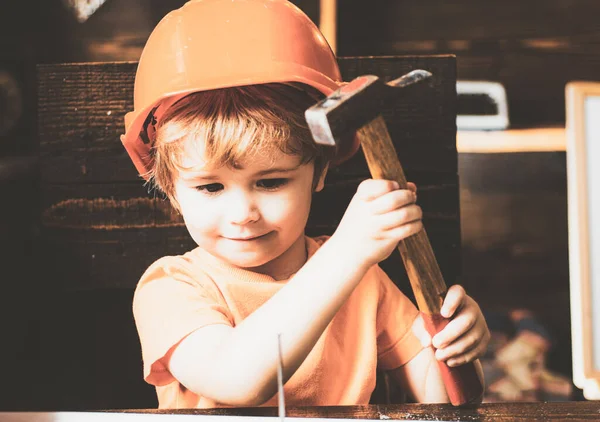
[[443, 340, 487, 367], [406, 182, 417, 193], [440, 284, 466, 318], [432, 311, 477, 349], [370, 189, 417, 215], [434, 331, 480, 362], [356, 179, 399, 201], [386, 220, 424, 241], [378, 205, 422, 230]]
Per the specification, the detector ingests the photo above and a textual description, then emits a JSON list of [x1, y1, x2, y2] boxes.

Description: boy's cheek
[[263, 195, 310, 220], [178, 202, 221, 236], [176, 190, 214, 219], [183, 211, 219, 232], [174, 186, 198, 206]]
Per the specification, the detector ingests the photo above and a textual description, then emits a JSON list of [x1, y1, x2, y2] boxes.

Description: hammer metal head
[[305, 69, 433, 148]]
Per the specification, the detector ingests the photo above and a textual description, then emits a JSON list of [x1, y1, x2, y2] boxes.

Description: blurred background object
[[61, 0, 109, 23], [481, 309, 572, 402], [456, 81, 509, 131]]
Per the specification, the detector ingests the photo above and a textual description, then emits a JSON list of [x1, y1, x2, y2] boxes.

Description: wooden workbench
[[3, 402, 600, 421], [134, 402, 600, 420]]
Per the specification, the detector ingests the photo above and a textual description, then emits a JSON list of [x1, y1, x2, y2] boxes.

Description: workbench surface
[[3, 402, 600, 421]]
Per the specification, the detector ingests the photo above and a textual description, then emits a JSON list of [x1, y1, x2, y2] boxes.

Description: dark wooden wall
[[339, 0, 600, 127], [0, 0, 592, 411]]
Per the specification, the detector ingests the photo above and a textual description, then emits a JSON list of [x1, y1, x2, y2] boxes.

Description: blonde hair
[[149, 83, 336, 204]]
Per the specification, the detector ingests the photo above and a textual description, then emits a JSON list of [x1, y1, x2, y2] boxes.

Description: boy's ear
[[314, 163, 329, 192]]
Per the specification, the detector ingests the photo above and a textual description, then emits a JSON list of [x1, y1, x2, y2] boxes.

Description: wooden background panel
[[311, 173, 460, 226], [36, 56, 457, 179], [37, 62, 136, 155], [37, 56, 460, 292]]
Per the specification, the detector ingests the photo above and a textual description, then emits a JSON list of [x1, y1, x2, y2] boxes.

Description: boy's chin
[[221, 252, 275, 270]]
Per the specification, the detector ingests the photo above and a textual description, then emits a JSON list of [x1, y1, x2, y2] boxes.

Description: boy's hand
[[414, 285, 490, 367], [332, 179, 422, 268]]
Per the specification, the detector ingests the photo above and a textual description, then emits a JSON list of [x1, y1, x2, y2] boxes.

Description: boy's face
[[173, 146, 326, 280]]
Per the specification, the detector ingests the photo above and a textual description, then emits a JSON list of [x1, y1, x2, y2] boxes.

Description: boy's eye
[[195, 183, 223, 193], [257, 178, 288, 190]]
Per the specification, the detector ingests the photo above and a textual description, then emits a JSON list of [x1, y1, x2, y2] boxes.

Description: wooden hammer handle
[[357, 116, 484, 406]]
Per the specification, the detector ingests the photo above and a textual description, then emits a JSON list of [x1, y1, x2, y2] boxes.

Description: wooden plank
[[40, 173, 459, 222], [125, 401, 600, 420], [37, 57, 457, 178], [4, 401, 600, 420], [457, 128, 566, 153], [5, 401, 600, 420], [38, 175, 458, 290], [37, 61, 137, 155]]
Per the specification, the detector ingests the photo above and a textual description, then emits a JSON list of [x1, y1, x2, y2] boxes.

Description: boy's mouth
[[226, 232, 271, 241]]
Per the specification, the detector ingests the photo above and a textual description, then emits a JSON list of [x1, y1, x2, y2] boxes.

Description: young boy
[[121, 0, 490, 409]]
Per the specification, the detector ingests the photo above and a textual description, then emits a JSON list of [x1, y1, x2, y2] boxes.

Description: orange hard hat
[[121, 0, 358, 179]]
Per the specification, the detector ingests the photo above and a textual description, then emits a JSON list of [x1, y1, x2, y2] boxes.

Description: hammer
[[305, 70, 484, 406]]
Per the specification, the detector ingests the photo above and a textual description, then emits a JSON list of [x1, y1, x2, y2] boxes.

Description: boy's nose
[[227, 192, 260, 225]]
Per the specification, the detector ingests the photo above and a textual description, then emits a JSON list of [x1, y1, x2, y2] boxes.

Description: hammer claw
[[388, 69, 433, 89]]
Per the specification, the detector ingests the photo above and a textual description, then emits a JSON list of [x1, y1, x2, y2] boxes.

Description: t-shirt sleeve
[[374, 266, 424, 370], [132, 257, 233, 386]]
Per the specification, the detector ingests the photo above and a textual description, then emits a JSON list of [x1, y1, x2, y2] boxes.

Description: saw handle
[[357, 116, 484, 406]]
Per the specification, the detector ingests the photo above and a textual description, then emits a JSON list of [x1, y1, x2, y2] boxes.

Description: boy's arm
[[388, 347, 484, 403], [168, 237, 371, 406], [388, 346, 448, 403]]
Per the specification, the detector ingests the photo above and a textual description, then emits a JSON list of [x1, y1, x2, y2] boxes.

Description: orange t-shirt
[[133, 235, 422, 408]]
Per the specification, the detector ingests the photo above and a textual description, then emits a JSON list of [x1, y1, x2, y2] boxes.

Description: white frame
[[567, 81, 600, 400]]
